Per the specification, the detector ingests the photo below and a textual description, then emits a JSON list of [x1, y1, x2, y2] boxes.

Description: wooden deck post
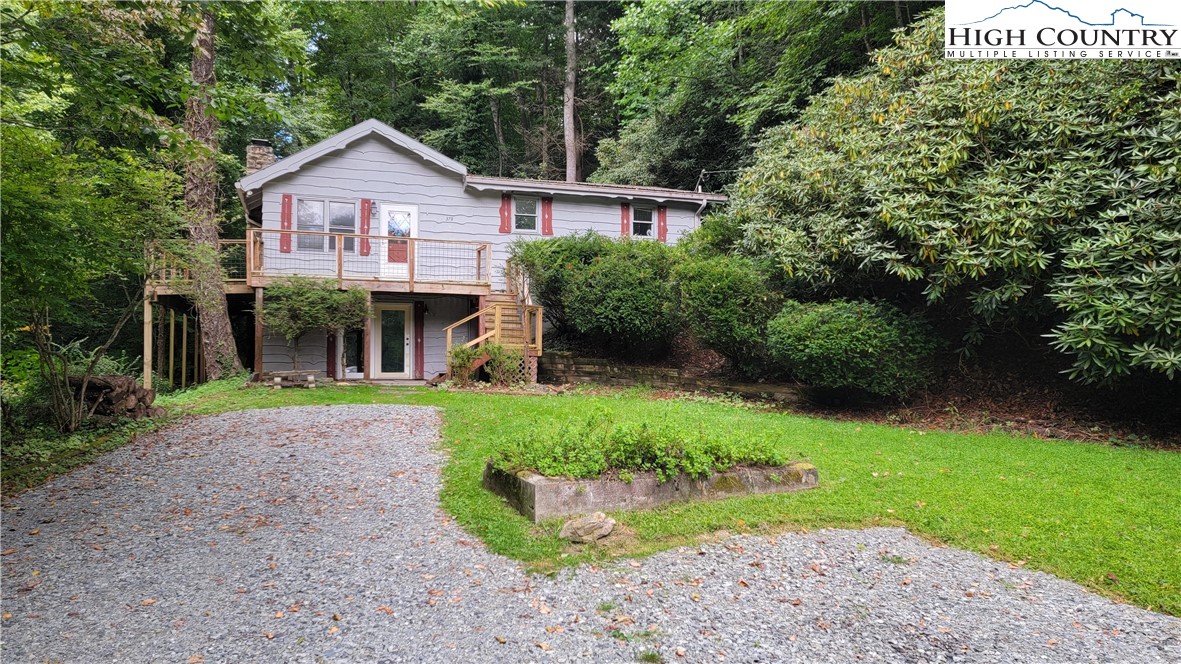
[[181, 313, 188, 388], [407, 238, 416, 292], [362, 291, 372, 381], [254, 287, 264, 379], [168, 309, 176, 387], [142, 293, 153, 390]]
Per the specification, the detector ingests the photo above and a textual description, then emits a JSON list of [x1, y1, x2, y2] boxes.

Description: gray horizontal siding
[[260, 294, 478, 379], [258, 134, 708, 291]]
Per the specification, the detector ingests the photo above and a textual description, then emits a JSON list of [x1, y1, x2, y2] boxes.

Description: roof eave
[[463, 176, 727, 204]]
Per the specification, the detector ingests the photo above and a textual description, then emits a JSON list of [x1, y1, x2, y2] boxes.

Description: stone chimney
[[245, 138, 275, 175]]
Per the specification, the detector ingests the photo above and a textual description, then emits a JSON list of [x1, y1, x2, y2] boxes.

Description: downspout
[[694, 198, 709, 231]]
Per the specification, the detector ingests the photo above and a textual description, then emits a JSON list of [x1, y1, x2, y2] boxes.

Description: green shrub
[[510, 232, 614, 332], [727, 9, 1181, 384], [673, 255, 781, 375], [494, 409, 788, 481], [766, 300, 938, 399], [261, 278, 370, 371], [447, 345, 483, 387], [564, 240, 680, 356]]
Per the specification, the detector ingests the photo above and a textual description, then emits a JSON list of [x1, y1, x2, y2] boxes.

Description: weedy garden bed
[[484, 409, 818, 522]]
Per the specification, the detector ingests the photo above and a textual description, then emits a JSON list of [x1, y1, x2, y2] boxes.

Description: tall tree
[[563, 0, 578, 181], [184, 8, 242, 379]]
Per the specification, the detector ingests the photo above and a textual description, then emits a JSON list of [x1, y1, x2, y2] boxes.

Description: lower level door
[[338, 328, 365, 380], [374, 304, 412, 379]]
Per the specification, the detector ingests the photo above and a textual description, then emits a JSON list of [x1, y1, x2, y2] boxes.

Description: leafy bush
[[447, 345, 483, 387], [564, 239, 680, 356], [727, 9, 1181, 384], [494, 409, 788, 481], [261, 278, 369, 370], [510, 232, 614, 332], [673, 255, 781, 375], [766, 300, 938, 399]]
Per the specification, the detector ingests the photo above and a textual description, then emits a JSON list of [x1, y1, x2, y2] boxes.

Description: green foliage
[[728, 9, 1181, 385], [766, 300, 939, 400], [510, 232, 615, 332], [565, 240, 680, 355], [261, 278, 370, 344], [448, 345, 484, 387], [494, 408, 788, 481], [483, 342, 525, 388], [673, 255, 781, 375], [593, 0, 935, 189]]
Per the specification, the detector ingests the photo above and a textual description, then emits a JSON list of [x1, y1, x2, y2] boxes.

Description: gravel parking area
[[2, 405, 1178, 663]]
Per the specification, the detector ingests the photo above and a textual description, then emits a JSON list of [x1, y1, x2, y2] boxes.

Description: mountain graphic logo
[[960, 1, 1172, 27]]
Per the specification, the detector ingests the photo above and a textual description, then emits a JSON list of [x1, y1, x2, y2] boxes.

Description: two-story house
[[144, 119, 725, 386]]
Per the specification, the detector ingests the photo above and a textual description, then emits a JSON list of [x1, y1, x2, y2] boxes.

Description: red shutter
[[499, 193, 512, 233], [279, 194, 293, 253], [620, 202, 631, 237], [326, 333, 337, 379], [657, 205, 668, 243], [413, 301, 426, 380], [359, 198, 372, 256], [541, 197, 554, 236]]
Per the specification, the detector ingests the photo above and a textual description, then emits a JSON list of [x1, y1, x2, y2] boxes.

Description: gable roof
[[235, 119, 725, 213], [236, 119, 468, 194]]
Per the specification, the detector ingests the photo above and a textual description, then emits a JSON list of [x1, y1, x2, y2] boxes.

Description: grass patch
[[4, 378, 1179, 616]]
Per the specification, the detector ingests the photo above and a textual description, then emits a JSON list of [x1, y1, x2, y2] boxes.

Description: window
[[514, 196, 538, 232], [328, 201, 356, 253], [632, 207, 654, 237], [296, 199, 325, 250]]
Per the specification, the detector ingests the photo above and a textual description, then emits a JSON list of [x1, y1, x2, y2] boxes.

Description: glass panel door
[[341, 328, 364, 379], [374, 304, 412, 378]]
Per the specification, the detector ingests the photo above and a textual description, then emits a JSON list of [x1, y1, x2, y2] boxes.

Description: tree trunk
[[563, 0, 578, 182], [490, 96, 506, 177], [184, 9, 242, 380]]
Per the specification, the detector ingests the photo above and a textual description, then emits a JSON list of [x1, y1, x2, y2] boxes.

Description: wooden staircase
[[443, 294, 542, 380]]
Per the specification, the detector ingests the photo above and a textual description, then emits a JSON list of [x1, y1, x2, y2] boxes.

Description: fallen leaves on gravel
[[140, 599, 157, 606], [0, 549, 16, 556]]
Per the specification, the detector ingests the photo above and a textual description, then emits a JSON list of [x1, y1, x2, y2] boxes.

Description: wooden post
[[407, 238, 416, 292], [362, 291, 372, 381], [142, 294, 153, 390], [493, 305, 501, 343], [336, 235, 344, 289], [535, 307, 543, 355], [194, 319, 202, 384], [475, 245, 482, 283], [181, 313, 188, 388], [254, 287, 264, 380], [169, 309, 176, 387]]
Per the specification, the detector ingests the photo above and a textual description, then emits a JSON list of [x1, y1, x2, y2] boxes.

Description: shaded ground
[[2, 406, 1178, 663]]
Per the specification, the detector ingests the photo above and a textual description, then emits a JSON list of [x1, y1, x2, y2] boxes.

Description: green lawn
[[6, 378, 1179, 615]]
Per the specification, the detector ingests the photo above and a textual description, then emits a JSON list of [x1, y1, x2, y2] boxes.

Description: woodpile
[[68, 375, 166, 420]]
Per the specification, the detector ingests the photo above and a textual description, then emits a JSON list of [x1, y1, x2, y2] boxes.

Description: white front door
[[373, 304, 413, 379], [378, 203, 418, 280]]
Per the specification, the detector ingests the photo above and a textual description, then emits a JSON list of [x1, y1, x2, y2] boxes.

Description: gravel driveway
[[2, 405, 1178, 663]]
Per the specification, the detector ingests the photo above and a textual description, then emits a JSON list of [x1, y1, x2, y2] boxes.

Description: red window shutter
[[499, 193, 512, 233], [620, 203, 631, 237], [657, 205, 668, 242], [279, 193, 293, 253], [541, 197, 554, 236], [359, 198, 372, 256], [413, 301, 426, 380]]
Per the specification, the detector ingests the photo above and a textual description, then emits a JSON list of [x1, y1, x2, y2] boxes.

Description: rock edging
[[483, 460, 819, 523]]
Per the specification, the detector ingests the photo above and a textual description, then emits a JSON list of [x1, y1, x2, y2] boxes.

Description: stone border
[[483, 461, 819, 523], [539, 352, 802, 403]]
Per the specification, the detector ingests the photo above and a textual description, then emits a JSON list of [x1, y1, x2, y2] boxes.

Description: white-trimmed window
[[632, 206, 654, 238], [296, 198, 326, 251], [297, 199, 357, 252], [514, 196, 538, 232], [328, 201, 357, 253]]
